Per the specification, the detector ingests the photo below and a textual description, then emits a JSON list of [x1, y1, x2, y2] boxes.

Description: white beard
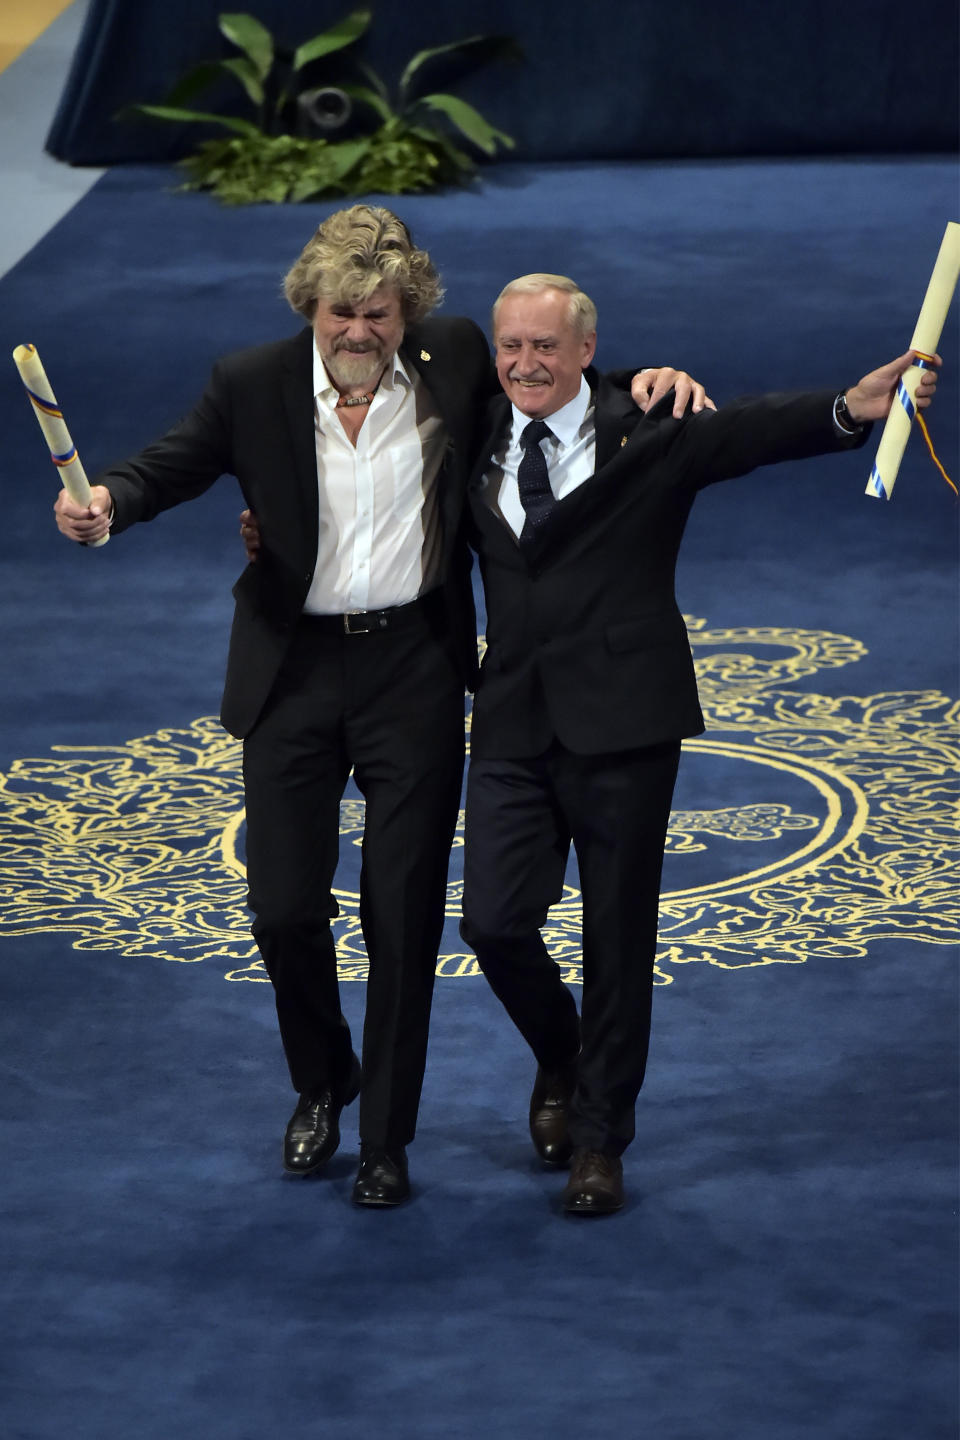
[[324, 345, 389, 391]]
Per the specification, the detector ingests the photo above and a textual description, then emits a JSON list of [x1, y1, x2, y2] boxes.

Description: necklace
[[337, 392, 374, 408]]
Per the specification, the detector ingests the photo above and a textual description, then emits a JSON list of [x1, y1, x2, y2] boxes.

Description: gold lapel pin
[[620, 435, 628, 447], [420, 349, 431, 362]]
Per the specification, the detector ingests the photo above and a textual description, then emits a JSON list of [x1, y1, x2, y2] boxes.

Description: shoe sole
[[282, 1147, 337, 1176], [563, 1197, 623, 1215], [351, 1193, 409, 1207]]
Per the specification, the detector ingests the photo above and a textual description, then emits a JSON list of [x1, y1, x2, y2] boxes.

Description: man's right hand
[[240, 508, 261, 561], [844, 350, 941, 424], [54, 485, 112, 544], [631, 368, 717, 417]]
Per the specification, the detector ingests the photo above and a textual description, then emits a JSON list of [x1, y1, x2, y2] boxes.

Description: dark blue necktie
[[517, 419, 555, 545]]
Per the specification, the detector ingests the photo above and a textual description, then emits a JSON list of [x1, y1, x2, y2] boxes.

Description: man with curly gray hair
[[55, 204, 492, 1208]]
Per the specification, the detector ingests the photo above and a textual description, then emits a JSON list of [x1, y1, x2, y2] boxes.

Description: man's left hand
[[845, 350, 941, 424], [240, 508, 261, 561], [631, 368, 717, 418]]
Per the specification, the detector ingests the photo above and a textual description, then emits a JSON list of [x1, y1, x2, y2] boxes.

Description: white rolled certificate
[[866, 221, 960, 501], [12, 343, 109, 547]]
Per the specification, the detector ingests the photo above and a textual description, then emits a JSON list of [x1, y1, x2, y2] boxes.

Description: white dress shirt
[[480, 373, 596, 537], [303, 344, 447, 614]]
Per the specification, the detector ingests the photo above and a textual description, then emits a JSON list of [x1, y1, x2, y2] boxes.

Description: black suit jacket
[[101, 318, 492, 737], [468, 369, 869, 759]]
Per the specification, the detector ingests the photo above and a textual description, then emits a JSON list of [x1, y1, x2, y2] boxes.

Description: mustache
[[508, 368, 551, 383], [334, 338, 382, 354]]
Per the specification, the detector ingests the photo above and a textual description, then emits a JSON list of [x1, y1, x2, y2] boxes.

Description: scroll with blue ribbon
[[866, 222, 959, 501], [12, 344, 108, 546]]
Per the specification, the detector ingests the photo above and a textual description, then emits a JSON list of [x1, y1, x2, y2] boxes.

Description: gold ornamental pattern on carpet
[[0, 620, 956, 986]]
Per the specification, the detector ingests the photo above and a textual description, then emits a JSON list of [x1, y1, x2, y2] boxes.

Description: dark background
[[48, 0, 960, 165]]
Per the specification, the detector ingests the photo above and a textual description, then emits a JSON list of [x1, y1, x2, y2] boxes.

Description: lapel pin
[[420, 350, 431, 362], [620, 435, 627, 447]]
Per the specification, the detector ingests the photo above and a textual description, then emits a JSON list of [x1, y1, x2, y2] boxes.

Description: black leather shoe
[[529, 1060, 578, 1167], [282, 1055, 361, 1175], [351, 1144, 410, 1207], [562, 1150, 624, 1215]]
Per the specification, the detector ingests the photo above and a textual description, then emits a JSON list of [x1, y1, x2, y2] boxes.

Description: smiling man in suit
[[460, 273, 939, 1216]]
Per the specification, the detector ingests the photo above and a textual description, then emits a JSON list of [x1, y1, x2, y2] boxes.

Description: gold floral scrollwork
[[0, 623, 955, 985]]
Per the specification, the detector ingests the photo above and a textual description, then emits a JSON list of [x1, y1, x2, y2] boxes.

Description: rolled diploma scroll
[[12, 343, 108, 546], [866, 220, 960, 501]]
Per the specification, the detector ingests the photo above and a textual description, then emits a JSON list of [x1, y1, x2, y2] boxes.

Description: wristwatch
[[833, 392, 862, 434]]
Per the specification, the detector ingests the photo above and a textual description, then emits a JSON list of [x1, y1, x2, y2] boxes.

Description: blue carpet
[[1, 158, 957, 1439]]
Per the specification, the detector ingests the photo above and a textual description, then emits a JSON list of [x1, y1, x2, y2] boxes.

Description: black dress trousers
[[461, 737, 681, 1155], [243, 603, 466, 1149]]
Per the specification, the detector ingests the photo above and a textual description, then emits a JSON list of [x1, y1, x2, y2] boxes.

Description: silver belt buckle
[[343, 610, 364, 634]]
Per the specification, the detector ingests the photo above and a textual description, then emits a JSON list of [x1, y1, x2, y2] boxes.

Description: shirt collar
[[509, 372, 592, 447], [312, 340, 412, 403]]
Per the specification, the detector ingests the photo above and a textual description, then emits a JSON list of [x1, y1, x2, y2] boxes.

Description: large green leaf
[[132, 104, 262, 137], [399, 35, 521, 106], [219, 13, 274, 80], [219, 55, 264, 108], [293, 9, 371, 70], [339, 82, 393, 123], [408, 124, 472, 173], [355, 60, 390, 102], [414, 94, 514, 154]]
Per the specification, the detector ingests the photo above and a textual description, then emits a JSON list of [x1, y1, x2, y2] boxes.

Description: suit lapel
[[403, 323, 487, 557], [467, 393, 517, 548], [402, 330, 452, 492], [401, 322, 473, 446], [470, 392, 511, 486], [279, 327, 323, 554], [593, 374, 647, 468]]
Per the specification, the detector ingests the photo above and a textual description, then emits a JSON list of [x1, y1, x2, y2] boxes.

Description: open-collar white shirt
[[303, 342, 446, 614]]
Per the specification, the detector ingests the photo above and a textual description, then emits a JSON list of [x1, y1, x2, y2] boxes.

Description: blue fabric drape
[[47, 0, 959, 165]]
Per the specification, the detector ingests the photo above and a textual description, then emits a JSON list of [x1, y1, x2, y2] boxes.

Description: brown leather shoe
[[282, 1055, 361, 1175], [562, 1150, 624, 1215], [529, 1061, 578, 1167]]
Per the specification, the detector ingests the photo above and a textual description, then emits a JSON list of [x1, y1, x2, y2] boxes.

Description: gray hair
[[492, 273, 597, 339], [284, 205, 444, 323]]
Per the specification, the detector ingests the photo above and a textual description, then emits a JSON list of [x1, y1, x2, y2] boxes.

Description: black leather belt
[[300, 591, 439, 635]]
